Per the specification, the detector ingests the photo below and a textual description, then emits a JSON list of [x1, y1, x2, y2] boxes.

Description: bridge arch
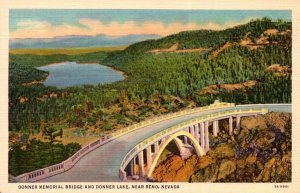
[[172, 137, 187, 157], [147, 130, 205, 178]]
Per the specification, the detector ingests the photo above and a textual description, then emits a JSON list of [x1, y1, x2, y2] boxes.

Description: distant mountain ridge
[[9, 34, 161, 49], [103, 18, 291, 67]]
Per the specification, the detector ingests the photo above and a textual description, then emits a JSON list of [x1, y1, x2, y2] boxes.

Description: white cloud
[[16, 20, 50, 29], [10, 18, 254, 39]]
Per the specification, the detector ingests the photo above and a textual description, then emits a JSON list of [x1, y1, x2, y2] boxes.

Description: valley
[[9, 18, 292, 181]]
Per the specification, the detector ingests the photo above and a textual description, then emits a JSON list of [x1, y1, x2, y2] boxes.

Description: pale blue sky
[[10, 10, 291, 39]]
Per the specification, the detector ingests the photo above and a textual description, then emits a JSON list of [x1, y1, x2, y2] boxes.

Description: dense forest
[[103, 17, 291, 103], [9, 139, 81, 176], [9, 18, 291, 176], [9, 17, 292, 134]]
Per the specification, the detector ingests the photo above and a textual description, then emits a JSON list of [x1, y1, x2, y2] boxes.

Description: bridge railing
[[15, 101, 234, 182], [15, 136, 112, 182], [119, 107, 268, 173], [109, 101, 234, 139]]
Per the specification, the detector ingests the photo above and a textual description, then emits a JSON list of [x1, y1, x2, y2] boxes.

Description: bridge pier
[[194, 124, 200, 142], [119, 169, 127, 181], [213, 120, 219, 137], [130, 157, 136, 177], [161, 137, 166, 144], [184, 128, 190, 144], [180, 145, 193, 159], [236, 115, 241, 130], [199, 122, 205, 148], [138, 151, 145, 177], [146, 146, 152, 171], [190, 125, 195, 137], [229, 116, 233, 135], [183, 136, 188, 144], [154, 141, 159, 154], [204, 121, 209, 151]]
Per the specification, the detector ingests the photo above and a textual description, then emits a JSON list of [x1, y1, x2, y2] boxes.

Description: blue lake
[[36, 62, 124, 88]]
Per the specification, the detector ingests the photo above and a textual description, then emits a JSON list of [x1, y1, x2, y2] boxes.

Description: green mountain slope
[[9, 18, 291, 137], [8, 18, 291, 178], [103, 18, 291, 104], [105, 17, 291, 64]]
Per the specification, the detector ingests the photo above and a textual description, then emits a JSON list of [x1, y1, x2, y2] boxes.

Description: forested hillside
[[105, 17, 290, 62], [9, 18, 292, 134], [9, 17, 291, 176], [103, 17, 291, 103], [9, 17, 291, 139]]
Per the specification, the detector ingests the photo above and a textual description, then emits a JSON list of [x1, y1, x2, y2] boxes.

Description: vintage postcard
[[0, 0, 299, 193]]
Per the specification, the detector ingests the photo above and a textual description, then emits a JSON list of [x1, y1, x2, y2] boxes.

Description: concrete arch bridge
[[15, 102, 291, 182]]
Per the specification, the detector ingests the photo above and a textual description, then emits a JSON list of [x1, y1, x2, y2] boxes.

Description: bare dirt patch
[[266, 64, 291, 76], [211, 42, 236, 59], [148, 43, 179, 54], [198, 80, 257, 95], [263, 29, 279, 36], [21, 80, 43, 86], [211, 29, 291, 58], [148, 43, 210, 54], [239, 33, 253, 46]]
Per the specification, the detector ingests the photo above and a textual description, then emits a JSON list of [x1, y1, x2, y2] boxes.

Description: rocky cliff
[[152, 112, 291, 182]]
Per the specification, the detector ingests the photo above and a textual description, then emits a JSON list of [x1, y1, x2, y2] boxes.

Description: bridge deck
[[40, 104, 290, 182]]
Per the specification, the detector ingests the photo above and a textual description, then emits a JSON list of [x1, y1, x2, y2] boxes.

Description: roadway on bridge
[[40, 104, 290, 182]]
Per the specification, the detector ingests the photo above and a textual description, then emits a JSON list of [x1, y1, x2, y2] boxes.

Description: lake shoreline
[[38, 61, 70, 67], [39, 61, 101, 67], [106, 65, 128, 79], [36, 61, 126, 88], [79, 62, 128, 79], [39, 61, 126, 77]]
